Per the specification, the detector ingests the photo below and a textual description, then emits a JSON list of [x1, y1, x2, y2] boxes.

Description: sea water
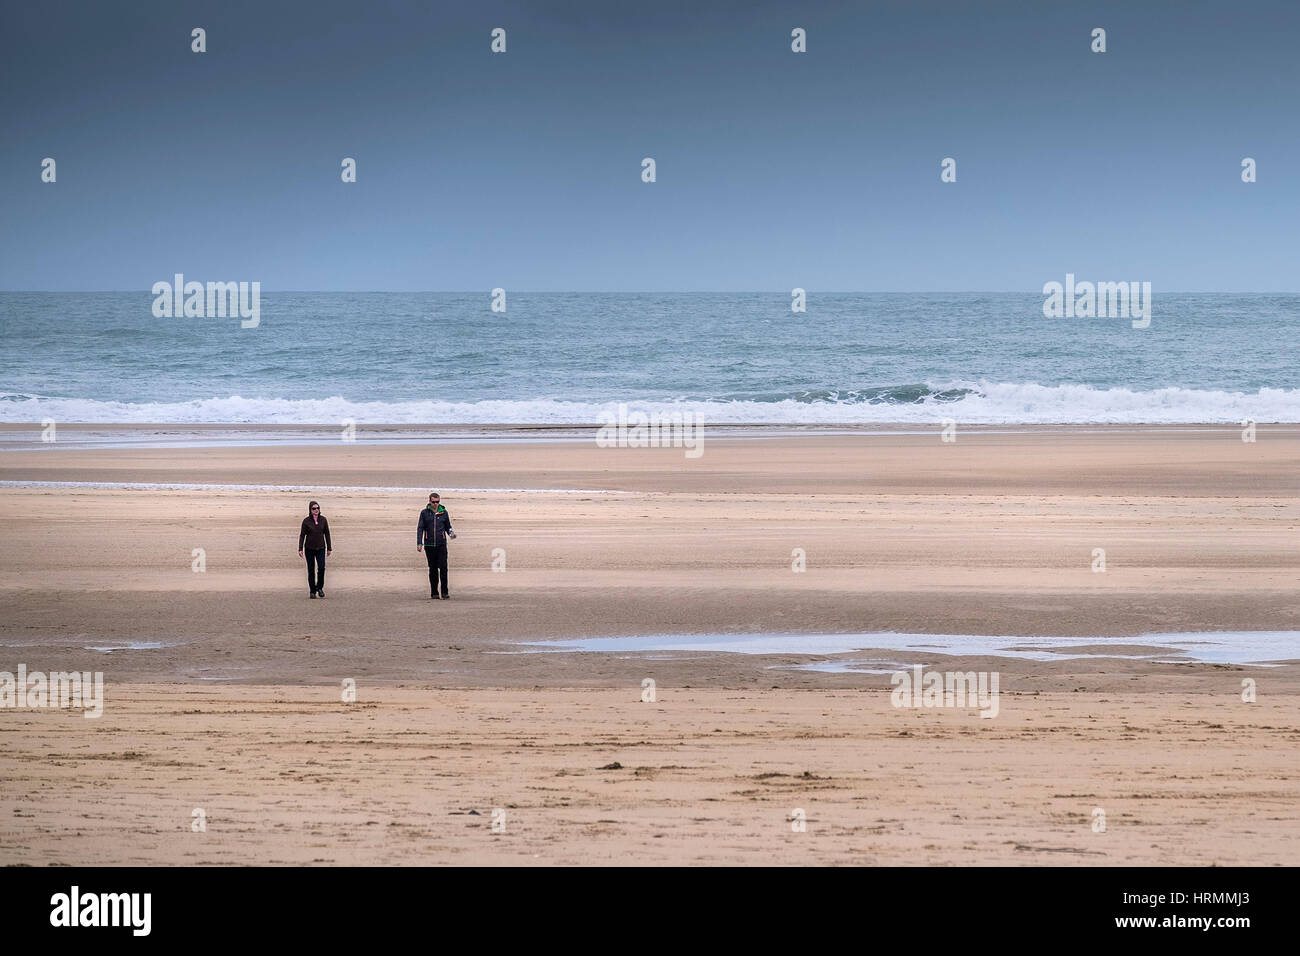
[[1, 292, 1297, 424]]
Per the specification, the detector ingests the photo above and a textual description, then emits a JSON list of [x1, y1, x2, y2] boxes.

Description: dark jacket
[[299, 514, 332, 551], [416, 505, 454, 548]]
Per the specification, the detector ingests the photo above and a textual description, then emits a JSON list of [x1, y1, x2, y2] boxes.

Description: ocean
[[1, 292, 1296, 425]]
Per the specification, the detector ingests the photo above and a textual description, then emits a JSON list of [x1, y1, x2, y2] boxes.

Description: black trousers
[[424, 546, 448, 596], [305, 548, 326, 593]]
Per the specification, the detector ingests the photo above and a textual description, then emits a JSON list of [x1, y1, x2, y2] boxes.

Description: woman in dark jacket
[[298, 500, 333, 598]]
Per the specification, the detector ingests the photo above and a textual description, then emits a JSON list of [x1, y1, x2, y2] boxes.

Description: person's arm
[[323, 517, 332, 552], [298, 518, 307, 554], [416, 512, 424, 549], [445, 511, 455, 539]]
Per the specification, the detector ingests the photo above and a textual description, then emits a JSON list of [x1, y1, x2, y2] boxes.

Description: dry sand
[[4, 685, 1295, 866], [0, 425, 1297, 864]]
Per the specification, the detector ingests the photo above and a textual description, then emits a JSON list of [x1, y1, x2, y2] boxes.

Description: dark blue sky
[[2, 0, 1296, 291]]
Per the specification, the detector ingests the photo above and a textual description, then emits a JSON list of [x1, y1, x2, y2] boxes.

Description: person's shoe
[[441, 594, 450, 600], [310, 592, 317, 599], [317, 590, 325, 598], [430, 593, 439, 600]]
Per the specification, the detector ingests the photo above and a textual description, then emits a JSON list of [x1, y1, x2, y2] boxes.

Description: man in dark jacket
[[416, 492, 456, 599], [298, 500, 333, 598]]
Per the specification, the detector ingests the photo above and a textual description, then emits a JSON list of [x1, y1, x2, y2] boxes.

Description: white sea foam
[[1, 383, 1298, 425]]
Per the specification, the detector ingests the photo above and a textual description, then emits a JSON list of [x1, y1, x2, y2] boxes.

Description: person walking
[[298, 500, 333, 598], [416, 492, 456, 599]]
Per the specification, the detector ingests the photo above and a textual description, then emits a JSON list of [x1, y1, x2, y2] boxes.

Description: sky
[[1, 0, 1297, 291]]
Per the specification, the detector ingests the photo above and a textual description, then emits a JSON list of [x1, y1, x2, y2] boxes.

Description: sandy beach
[[1, 425, 1298, 864], [4, 685, 1295, 866]]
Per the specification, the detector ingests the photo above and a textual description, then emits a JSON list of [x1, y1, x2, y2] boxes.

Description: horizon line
[[3, 289, 1299, 296]]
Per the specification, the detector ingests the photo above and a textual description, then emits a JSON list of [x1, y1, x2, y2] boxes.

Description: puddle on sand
[[84, 642, 177, 653], [519, 631, 1300, 668], [786, 660, 913, 675], [0, 640, 180, 654]]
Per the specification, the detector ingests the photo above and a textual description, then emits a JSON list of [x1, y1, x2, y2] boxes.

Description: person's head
[[428, 493, 440, 508], [308, 500, 320, 516]]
